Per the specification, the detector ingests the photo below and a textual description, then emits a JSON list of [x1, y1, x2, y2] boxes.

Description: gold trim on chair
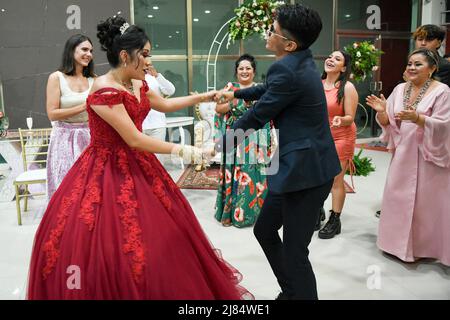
[[13, 128, 52, 225]]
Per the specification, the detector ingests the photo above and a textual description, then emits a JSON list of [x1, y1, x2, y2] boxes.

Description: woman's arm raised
[[148, 89, 216, 113], [90, 101, 180, 155]]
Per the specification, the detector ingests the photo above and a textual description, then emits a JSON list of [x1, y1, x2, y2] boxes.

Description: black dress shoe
[[318, 210, 341, 239], [314, 207, 326, 231], [275, 292, 290, 300]]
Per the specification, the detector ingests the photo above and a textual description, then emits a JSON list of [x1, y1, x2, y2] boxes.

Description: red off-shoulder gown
[[27, 81, 253, 300]]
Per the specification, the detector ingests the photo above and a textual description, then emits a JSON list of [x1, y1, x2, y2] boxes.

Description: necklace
[[111, 72, 134, 94], [403, 79, 432, 110], [122, 81, 134, 94]]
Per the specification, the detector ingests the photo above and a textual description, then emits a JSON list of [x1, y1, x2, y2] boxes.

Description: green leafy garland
[[347, 148, 376, 176], [344, 41, 383, 83], [227, 0, 285, 48]]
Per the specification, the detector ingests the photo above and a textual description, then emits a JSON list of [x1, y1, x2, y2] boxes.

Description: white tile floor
[[0, 146, 449, 300]]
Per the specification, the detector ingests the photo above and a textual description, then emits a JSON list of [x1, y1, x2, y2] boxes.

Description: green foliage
[[344, 41, 383, 83], [347, 148, 376, 177], [227, 0, 285, 48]]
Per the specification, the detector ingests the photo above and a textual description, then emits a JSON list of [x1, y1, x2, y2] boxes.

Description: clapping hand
[[394, 107, 418, 122], [366, 94, 387, 113], [148, 65, 158, 77]]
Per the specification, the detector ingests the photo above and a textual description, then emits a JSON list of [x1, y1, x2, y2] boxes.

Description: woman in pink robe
[[367, 48, 450, 266]]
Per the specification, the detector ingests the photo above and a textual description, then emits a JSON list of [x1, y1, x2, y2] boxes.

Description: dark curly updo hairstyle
[[97, 16, 150, 68], [234, 53, 257, 77], [58, 34, 95, 77]]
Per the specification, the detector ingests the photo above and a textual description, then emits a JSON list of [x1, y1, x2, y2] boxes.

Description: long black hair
[[321, 51, 352, 105], [97, 16, 150, 68], [58, 34, 95, 77]]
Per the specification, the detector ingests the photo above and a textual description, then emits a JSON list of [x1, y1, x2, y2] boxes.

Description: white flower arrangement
[[227, 0, 285, 48], [344, 41, 383, 83]]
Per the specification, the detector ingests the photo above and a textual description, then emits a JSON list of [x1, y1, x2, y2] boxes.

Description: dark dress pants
[[253, 180, 333, 300]]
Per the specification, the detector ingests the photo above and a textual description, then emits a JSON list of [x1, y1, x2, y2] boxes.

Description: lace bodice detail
[[86, 81, 151, 146]]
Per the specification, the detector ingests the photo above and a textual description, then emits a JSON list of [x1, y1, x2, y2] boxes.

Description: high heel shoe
[[318, 210, 341, 239], [314, 207, 326, 231]]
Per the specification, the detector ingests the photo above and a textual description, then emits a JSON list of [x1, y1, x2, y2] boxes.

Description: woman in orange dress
[[317, 50, 358, 239]]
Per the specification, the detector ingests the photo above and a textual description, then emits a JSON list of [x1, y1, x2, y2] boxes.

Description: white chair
[[194, 102, 222, 163], [165, 116, 194, 169], [13, 128, 51, 225]]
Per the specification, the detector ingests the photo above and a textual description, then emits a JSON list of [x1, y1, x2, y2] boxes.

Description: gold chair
[[13, 128, 52, 225]]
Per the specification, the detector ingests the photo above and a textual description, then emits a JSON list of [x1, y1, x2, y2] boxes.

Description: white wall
[[421, 0, 447, 55], [422, 0, 446, 25]]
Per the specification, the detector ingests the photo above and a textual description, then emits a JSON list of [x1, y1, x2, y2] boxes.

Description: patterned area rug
[[176, 165, 355, 193], [176, 165, 221, 190]]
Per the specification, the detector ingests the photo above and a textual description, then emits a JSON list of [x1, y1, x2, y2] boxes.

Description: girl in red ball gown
[[27, 16, 252, 300]]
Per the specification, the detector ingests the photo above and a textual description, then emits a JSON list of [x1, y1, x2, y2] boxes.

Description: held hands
[[201, 146, 216, 162], [214, 90, 234, 104], [366, 94, 387, 113], [174, 145, 216, 165], [199, 90, 218, 103]]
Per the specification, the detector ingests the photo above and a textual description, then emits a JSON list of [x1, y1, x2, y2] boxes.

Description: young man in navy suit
[[215, 4, 340, 299]]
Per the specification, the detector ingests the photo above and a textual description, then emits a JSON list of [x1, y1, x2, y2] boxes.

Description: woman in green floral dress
[[214, 54, 274, 228]]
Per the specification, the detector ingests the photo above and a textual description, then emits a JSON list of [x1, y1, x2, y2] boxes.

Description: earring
[[124, 62, 127, 68]]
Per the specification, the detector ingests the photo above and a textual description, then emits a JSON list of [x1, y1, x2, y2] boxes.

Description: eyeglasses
[[266, 24, 291, 41]]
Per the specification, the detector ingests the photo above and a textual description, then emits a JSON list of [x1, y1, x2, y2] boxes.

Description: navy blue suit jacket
[[215, 49, 341, 194]]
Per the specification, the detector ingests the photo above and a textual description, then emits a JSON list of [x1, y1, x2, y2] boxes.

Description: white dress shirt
[[142, 73, 176, 130]]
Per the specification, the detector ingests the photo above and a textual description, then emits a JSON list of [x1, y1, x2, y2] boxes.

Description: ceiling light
[[205, 10, 211, 14], [193, 18, 199, 22], [175, 31, 180, 34], [117, 11, 122, 15], [345, 14, 351, 18], [147, 14, 154, 18], [153, 6, 159, 10], [168, 35, 172, 38]]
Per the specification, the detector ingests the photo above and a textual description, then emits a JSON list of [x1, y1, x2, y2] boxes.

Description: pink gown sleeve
[[421, 88, 450, 168]]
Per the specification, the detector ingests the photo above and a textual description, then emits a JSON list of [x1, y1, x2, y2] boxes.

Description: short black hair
[[413, 24, 445, 42], [234, 53, 256, 76], [58, 34, 95, 78], [276, 4, 322, 50], [97, 16, 150, 68]]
